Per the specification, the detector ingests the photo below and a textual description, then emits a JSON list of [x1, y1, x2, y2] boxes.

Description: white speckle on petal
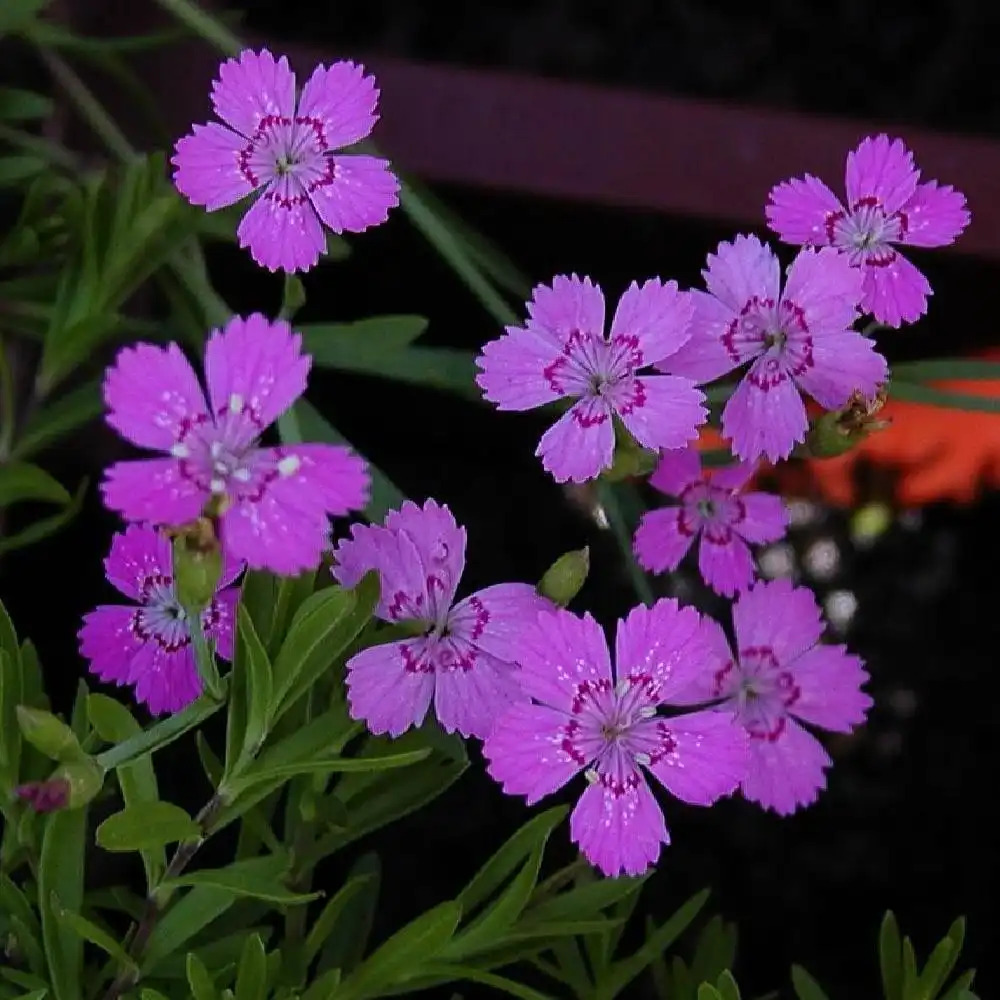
[[170, 443, 189, 458], [277, 455, 301, 477], [210, 478, 226, 494], [229, 393, 244, 414]]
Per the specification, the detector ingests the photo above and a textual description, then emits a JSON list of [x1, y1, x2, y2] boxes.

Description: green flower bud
[[169, 518, 223, 614], [16, 706, 85, 763], [538, 547, 590, 607], [801, 387, 890, 459], [15, 757, 103, 812]]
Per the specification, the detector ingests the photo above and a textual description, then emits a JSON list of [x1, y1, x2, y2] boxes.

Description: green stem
[[95, 688, 225, 770], [188, 612, 225, 702], [594, 480, 654, 606], [0, 337, 16, 460], [151, 0, 242, 55], [0, 122, 79, 170], [36, 48, 138, 162]]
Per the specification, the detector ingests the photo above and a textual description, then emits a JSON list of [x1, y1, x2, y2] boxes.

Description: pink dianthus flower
[[766, 134, 970, 327], [476, 275, 707, 483], [79, 524, 240, 714], [172, 48, 399, 273], [484, 600, 747, 877], [634, 445, 787, 596], [101, 313, 369, 576], [667, 235, 888, 463], [333, 499, 551, 739]]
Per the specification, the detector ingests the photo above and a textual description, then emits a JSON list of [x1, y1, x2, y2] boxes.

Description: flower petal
[[537, 398, 614, 483], [733, 491, 789, 544], [900, 180, 970, 248], [172, 122, 257, 211], [433, 643, 523, 738], [782, 247, 864, 336], [641, 709, 747, 805], [702, 234, 781, 312], [697, 532, 754, 597], [788, 643, 872, 732], [615, 375, 706, 454], [345, 638, 436, 736], [101, 458, 206, 526], [296, 60, 380, 149], [722, 362, 808, 463], [79, 605, 143, 687], [104, 342, 209, 452], [211, 48, 296, 136], [569, 772, 668, 877], [660, 290, 741, 383], [732, 579, 825, 663], [451, 582, 550, 662], [103, 524, 172, 602], [476, 326, 579, 410], [126, 642, 202, 715], [633, 507, 695, 575], [205, 587, 239, 662], [517, 608, 612, 712], [484, 702, 584, 804], [223, 444, 368, 576], [609, 279, 694, 366], [664, 616, 739, 706], [204, 314, 311, 445], [614, 598, 715, 705], [385, 499, 467, 616], [795, 331, 888, 410], [845, 135, 919, 215], [307, 154, 399, 234], [765, 174, 844, 246], [859, 252, 933, 328], [649, 445, 703, 496], [236, 187, 326, 273], [526, 274, 605, 339], [741, 717, 832, 815]]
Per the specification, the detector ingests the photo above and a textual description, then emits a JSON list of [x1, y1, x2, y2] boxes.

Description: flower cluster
[[71, 48, 969, 878]]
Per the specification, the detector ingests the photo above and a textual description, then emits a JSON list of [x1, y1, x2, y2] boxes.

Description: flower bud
[[802, 387, 890, 459], [16, 706, 85, 763], [538, 547, 590, 607], [601, 443, 659, 482], [15, 757, 103, 812], [168, 517, 222, 613]]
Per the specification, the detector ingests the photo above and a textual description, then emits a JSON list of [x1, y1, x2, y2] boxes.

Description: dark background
[[3, 1, 999, 997]]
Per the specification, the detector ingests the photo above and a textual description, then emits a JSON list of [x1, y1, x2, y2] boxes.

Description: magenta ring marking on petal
[[571, 677, 613, 715], [747, 714, 787, 742], [823, 209, 846, 245], [746, 357, 791, 391], [295, 114, 330, 152], [573, 406, 609, 428], [614, 377, 647, 417], [864, 246, 899, 268], [131, 607, 190, 654], [702, 523, 734, 546], [610, 333, 643, 374], [561, 718, 590, 765], [740, 645, 780, 672], [543, 355, 570, 394], [677, 506, 701, 538], [464, 595, 490, 643], [139, 572, 173, 603], [306, 156, 338, 195], [775, 670, 802, 709], [712, 659, 736, 698], [599, 769, 641, 798], [646, 721, 678, 764], [437, 643, 476, 673], [263, 189, 309, 210], [400, 642, 434, 674], [387, 589, 425, 622]]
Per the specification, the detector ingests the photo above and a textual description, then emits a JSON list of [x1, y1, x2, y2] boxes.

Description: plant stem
[[0, 122, 79, 170], [188, 611, 225, 702], [594, 480, 655, 606], [0, 337, 16, 460], [101, 793, 226, 1000], [152, 0, 242, 55]]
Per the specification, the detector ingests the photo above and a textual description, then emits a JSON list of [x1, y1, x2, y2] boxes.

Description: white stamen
[[170, 443, 189, 458], [209, 478, 226, 494], [615, 678, 630, 697], [639, 706, 656, 718], [633, 752, 651, 766], [228, 393, 244, 414], [232, 468, 252, 482], [584, 768, 599, 784], [210, 441, 223, 459], [277, 455, 301, 477]]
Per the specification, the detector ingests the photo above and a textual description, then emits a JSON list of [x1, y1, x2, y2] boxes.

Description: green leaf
[[0, 462, 71, 507], [0, 88, 52, 121], [401, 963, 557, 1000], [234, 604, 273, 770], [186, 952, 218, 1000], [881, 911, 904, 1000], [39, 808, 86, 1000], [87, 694, 165, 886], [918, 917, 966, 1000], [889, 381, 1000, 413], [234, 933, 268, 1000], [0, 477, 87, 555], [12, 380, 102, 460], [300, 314, 429, 352], [305, 872, 378, 966], [331, 902, 462, 1000], [161, 854, 319, 904], [55, 903, 138, 973], [95, 801, 200, 852], [698, 986, 723, 1000], [940, 971, 978, 1000], [891, 358, 1000, 381], [790, 964, 830, 1000], [270, 573, 379, 720], [595, 889, 710, 999], [0, 0, 51, 33], [314, 853, 381, 975], [0, 649, 23, 786], [526, 872, 647, 924], [231, 747, 431, 792], [0, 155, 45, 184], [141, 886, 236, 973], [716, 969, 742, 1000], [290, 399, 405, 521]]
